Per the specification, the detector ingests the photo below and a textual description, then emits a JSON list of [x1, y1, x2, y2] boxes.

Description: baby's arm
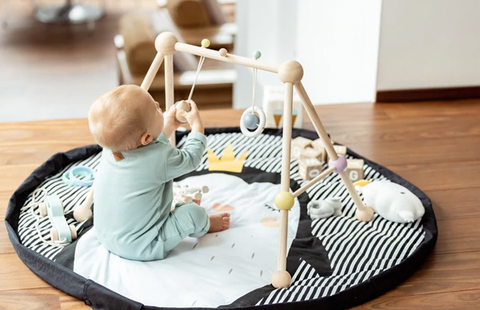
[[163, 106, 183, 140], [164, 132, 207, 180]]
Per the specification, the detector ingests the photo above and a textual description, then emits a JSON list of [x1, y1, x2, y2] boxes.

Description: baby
[[88, 85, 230, 261]]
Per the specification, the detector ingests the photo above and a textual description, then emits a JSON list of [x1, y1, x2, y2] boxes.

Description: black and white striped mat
[[16, 129, 428, 308]]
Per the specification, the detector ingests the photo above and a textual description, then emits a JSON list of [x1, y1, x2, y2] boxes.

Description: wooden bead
[[271, 270, 291, 288], [274, 192, 294, 210], [201, 38, 210, 48], [155, 32, 178, 55], [356, 205, 375, 222], [278, 60, 304, 84], [219, 48, 228, 57]]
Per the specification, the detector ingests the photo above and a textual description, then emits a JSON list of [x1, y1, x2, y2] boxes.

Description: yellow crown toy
[[207, 144, 247, 173]]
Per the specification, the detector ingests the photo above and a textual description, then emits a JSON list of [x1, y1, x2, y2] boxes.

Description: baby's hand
[[163, 106, 183, 139], [179, 100, 204, 134]]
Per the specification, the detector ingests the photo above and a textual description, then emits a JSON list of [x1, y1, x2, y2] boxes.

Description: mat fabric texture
[[6, 128, 437, 310]]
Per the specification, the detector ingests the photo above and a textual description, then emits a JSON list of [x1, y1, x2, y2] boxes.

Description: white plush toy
[[355, 180, 425, 223], [307, 197, 343, 219]]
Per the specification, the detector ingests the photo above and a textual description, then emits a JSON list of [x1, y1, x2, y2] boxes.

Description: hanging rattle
[[175, 39, 210, 123], [240, 50, 266, 137]]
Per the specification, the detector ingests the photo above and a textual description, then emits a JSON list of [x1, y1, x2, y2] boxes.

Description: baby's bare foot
[[208, 213, 230, 233]]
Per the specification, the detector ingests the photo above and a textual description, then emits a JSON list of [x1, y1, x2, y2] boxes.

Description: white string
[[187, 56, 206, 102], [251, 68, 258, 114]]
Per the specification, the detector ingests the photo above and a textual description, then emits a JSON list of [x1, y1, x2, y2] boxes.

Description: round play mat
[[5, 128, 437, 310]]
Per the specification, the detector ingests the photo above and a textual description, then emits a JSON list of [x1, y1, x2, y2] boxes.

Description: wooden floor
[[1, 100, 480, 309]]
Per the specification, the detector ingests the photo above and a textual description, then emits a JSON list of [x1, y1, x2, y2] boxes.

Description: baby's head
[[88, 85, 163, 152]]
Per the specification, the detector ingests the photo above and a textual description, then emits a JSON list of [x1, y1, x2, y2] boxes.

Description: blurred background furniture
[[34, 0, 104, 24], [116, 0, 237, 109]]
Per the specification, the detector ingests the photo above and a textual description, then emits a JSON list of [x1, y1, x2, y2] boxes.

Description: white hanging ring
[[240, 107, 266, 137]]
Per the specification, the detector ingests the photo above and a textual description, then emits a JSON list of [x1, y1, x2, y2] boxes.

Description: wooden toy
[[298, 158, 323, 181], [307, 197, 342, 219], [262, 85, 304, 129], [39, 195, 77, 245], [291, 136, 312, 159], [310, 138, 327, 162], [346, 159, 364, 182], [240, 51, 267, 138], [82, 31, 375, 289], [299, 147, 323, 162]]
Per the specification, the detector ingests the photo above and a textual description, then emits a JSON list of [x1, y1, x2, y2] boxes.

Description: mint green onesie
[[93, 132, 209, 261]]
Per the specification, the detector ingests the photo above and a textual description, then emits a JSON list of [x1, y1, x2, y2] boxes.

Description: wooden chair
[[115, 12, 235, 109]]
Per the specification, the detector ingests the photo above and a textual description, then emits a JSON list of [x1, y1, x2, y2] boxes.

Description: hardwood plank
[[386, 161, 480, 192], [325, 114, 480, 144], [435, 218, 480, 255], [0, 191, 13, 219], [0, 287, 89, 310], [379, 100, 480, 119], [0, 288, 61, 310], [395, 251, 480, 296], [426, 188, 480, 220], [0, 253, 49, 291], [351, 251, 480, 309], [0, 164, 42, 193], [353, 289, 480, 309], [0, 221, 15, 255]]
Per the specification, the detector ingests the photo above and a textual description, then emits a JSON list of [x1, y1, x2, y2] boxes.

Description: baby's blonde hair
[[88, 85, 156, 152]]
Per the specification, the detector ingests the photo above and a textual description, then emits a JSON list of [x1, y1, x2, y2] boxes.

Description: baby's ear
[[140, 132, 153, 145]]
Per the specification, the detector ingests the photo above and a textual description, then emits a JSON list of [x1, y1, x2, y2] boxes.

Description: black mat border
[[5, 127, 437, 310]]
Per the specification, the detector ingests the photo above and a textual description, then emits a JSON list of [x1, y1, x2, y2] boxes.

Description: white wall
[[233, 0, 297, 109], [234, 0, 382, 108], [377, 0, 480, 91], [296, 0, 382, 105]]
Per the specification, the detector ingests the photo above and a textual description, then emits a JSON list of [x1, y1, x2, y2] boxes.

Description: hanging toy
[[240, 50, 266, 138], [175, 38, 210, 123]]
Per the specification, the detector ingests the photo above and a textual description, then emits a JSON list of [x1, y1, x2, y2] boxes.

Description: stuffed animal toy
[[354, 180, 424, 223], [307, 197, 343, 219]]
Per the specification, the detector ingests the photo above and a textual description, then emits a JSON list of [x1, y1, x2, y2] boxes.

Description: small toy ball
[[201, 39, 210, 48], [253, 50, 261, 60], [219, 48, 228, 57], [244, 113, 260, 130]]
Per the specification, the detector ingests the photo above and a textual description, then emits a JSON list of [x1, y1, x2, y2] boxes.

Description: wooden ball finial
[[219, 48, 228, 57], [278, 60, 304, 84], [271, 270, 291, 288], [155, 32, 178, 55]]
